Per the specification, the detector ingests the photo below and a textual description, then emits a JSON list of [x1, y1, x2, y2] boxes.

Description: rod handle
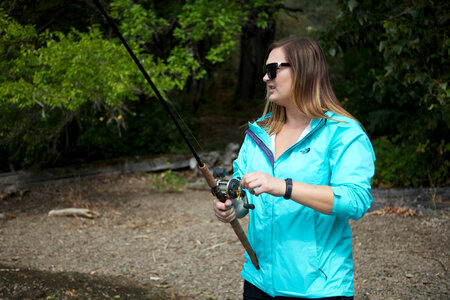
[[198, 163, 217, 188], [199, 163, 260, 270], [230, 219, 260, 270]]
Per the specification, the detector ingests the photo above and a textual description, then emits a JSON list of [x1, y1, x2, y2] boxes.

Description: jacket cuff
[[331, 185, 372, 220]]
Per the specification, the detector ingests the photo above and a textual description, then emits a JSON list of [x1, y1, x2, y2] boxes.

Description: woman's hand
[[213, 197, 236, 223], [240, 171, 335, 215], [241, 171, 285, 197]]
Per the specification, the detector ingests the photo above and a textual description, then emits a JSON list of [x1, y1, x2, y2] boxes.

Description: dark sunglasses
[[264, 62, 290, 79]]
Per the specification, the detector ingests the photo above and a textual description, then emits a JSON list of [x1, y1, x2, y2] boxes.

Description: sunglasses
[[263, 62, 290, 79]]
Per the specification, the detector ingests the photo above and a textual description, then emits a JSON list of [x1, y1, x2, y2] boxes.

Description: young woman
[[213, 37, 375, 299]]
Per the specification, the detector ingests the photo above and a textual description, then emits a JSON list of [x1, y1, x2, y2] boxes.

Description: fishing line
[[92, 0, 259, 269], [166, 98, 204, 153], [92, 0, 203, 166]]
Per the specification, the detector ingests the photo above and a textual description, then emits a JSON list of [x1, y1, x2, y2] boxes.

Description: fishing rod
[[92, 0, 259, 270]]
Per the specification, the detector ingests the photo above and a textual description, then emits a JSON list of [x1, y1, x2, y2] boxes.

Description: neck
[[285, 106, 310, 128]]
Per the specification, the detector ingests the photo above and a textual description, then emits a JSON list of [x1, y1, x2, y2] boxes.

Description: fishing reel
[[212, 167, 255, 212]]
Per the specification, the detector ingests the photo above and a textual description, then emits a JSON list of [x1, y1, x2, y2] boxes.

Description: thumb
[[224, 199, 233, 208]]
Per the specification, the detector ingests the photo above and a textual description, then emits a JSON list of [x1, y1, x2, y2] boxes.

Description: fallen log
[[48, 208, 100, 219]]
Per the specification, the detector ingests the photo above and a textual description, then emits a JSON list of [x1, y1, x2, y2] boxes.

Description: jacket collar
[[247, 111, 333, 143]]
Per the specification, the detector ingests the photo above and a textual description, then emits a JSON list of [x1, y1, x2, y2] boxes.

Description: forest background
[[0, 0, 448, 188]]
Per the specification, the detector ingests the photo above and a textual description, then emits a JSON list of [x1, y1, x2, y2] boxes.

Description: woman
[[213, 36, 375, 299]]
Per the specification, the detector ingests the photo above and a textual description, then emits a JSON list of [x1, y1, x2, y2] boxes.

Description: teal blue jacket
[[233, 111, 375, 298]]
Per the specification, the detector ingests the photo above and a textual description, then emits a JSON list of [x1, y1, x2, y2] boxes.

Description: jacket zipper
[[245, 129, 275, 170], [245, 119, 327, 293], [246, 118, 327, 171]]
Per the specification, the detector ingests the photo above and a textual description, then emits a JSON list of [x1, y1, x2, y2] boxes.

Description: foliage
[[172, 0, 244, 65], [148, 170, 186, 193], [372, 137, 449, 187], [0, 0, 282, 170], [0, 0, 95, 33], [320, 0, 449, 187], [65, 98, 189, 162], [0, 11, 176, 166], [275, 0, 340, 39]]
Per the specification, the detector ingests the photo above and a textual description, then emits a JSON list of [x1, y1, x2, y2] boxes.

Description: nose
[[263, 73, 270, 82]]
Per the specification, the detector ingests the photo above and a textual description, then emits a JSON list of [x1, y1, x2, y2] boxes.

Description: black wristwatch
[[284, 178, 293, 199]]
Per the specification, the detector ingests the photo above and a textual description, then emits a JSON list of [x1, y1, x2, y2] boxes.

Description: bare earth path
[[1, 173, 448, 299]]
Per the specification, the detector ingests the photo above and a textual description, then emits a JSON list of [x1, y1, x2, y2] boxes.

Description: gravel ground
[[0, 172, 449, 299]]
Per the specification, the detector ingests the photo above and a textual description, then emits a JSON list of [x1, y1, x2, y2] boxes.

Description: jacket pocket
[[272, 205, 320, 293]]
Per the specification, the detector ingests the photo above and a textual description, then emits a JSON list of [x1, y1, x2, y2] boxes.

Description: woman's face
[[263, 47, 293, 107]]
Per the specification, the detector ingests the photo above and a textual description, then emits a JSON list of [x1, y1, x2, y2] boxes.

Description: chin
[[268, 95, 278, 103], [268, 97, 286, 107]]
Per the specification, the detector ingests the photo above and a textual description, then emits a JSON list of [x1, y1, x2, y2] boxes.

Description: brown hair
[[259, 36, 359, 134]]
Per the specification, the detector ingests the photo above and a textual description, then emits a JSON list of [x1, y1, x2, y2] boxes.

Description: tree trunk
[[234, 8, 276, 104]]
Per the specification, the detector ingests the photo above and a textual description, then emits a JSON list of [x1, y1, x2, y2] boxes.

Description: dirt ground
[[0, 172, 449, 299]]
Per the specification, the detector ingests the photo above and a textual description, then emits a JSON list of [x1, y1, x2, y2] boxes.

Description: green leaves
[[320, 0, 449, 187], [347, 0, 358, 12], [148, 170, 186, 193], [110, 0, 169, 42], [1, 25, 141, 111], [1, 1, 269, 168], [372, 137, 449, 187], [173, 0, 244, 64], [0, 10, 183, 167]]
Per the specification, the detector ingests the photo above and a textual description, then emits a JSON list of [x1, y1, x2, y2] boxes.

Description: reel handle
[[239, 190, 255, 210], [244, 203, 255, 210]]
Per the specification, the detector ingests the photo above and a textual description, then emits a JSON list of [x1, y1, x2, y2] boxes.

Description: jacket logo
[[299, 147, 310, 154]]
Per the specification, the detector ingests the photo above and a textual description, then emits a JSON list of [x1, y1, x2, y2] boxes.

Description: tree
[[0, 13, 162, 167], [0, 0, 281, 169], [320, 0, 449, 187], [234, 0, 312, 104], [1, 0, 97, 33], [234, 0, 279, 103]]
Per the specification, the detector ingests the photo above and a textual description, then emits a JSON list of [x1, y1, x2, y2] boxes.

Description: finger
[[254, 186, 266, 196], [220, 207, 236, 222], [241, 175, 254, 189], [215, 206, 235, 223], [247, 180, 264, 195], [214, 198, 231, 211], [242, 171, 262, 182], [242, 173, 263, 189], [225, 209, 236, 222], [214, 209, 229, 220]]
